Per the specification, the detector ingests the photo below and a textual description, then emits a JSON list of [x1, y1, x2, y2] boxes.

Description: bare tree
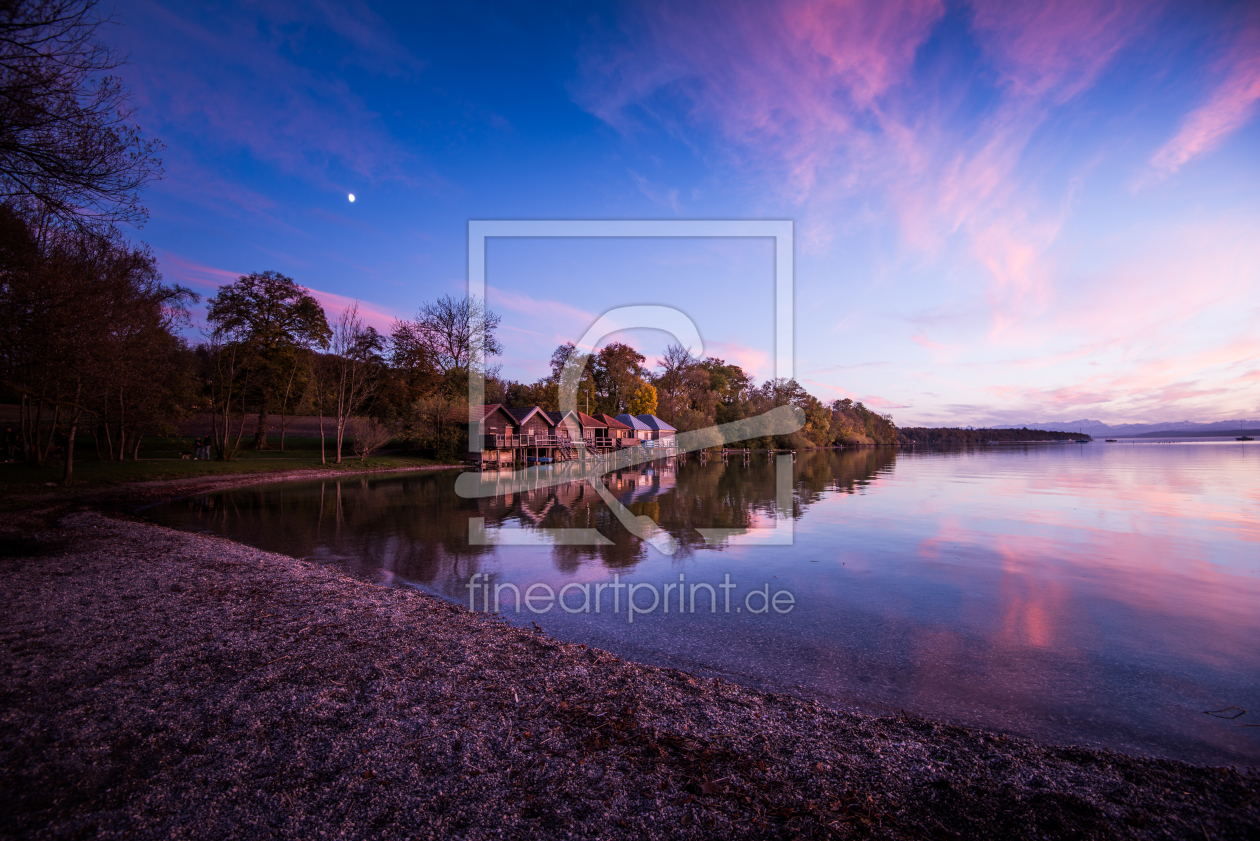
[[329, 302, 383, 464], [274, 348, 312, 452], [392, 294, 501, 376], [0, 0, 163, 231], [348, 416, 391, 463], [204, 333, 253, 461]]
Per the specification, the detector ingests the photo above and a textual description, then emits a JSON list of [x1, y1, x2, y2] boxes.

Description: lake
[[144, 442, 1260, 767]]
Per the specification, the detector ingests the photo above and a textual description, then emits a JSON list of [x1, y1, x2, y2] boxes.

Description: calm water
[[144, 443, 1260, 767]]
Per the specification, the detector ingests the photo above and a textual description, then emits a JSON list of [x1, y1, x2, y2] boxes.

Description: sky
[[109, 0, 1260, 427]]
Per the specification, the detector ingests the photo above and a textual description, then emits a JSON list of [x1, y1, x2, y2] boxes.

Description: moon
[[348, 193, 355, 202]]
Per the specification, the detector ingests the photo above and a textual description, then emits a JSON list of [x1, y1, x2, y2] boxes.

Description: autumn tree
[[627, 380, 657, 416], [592, 342, 646, 413]]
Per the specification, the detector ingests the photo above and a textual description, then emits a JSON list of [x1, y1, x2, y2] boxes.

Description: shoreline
[[1, 480, 1258, 838]]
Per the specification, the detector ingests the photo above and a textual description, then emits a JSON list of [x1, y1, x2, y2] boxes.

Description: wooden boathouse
[[469, 404, 678, 467]]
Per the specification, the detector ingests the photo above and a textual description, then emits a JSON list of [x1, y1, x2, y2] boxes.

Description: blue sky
[[111, 0, 1260, 425]]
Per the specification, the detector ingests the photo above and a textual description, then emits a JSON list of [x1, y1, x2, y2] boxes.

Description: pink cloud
[[304, 287, 399, 334], [576, 0, 1148, 341], [575, 0, 945, 198], [702, 339, 770, 380], [157, 251, 244, 290], [156, 250, 397, 334], [967, 0, 1153, 101], [1149, 17, 1260, 177]]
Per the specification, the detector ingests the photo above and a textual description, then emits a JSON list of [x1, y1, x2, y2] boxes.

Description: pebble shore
[[1, 501, 1258, 839]]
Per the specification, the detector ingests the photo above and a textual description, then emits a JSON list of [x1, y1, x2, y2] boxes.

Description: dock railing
[[484, 433, 587, 449]]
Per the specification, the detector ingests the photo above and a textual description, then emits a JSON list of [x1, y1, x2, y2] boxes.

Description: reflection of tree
[[156, 451, 898, 590]]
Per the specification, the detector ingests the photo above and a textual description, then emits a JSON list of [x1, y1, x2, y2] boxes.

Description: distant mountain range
[[992, 419, 1259, 437]]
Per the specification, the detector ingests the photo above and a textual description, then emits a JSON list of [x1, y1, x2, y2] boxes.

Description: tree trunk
[[318, 404, 326, 465], [117, 389, 126, 461], [253, 395, 270, 450], [132, 434, 142, 461], [20, 394, 31, 464], [32, 393, 46, 465], [62, 420, 77, 485], [278, 360, 299, 453], [61, 382, 82, 486], [41, 403, 60, 466]]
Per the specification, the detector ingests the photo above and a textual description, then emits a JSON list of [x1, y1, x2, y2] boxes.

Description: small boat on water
[[1238, 436, 1255, 441], [1105, 439, 1117, 442]]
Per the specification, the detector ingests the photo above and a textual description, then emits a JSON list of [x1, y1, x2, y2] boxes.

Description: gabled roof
[[592, 413, 631, 430], [577, 411, 606, 428], [615, 414, 653, 431], [544, 410, 579, 426], [636, 414, 677, 432], [468, 404, 512, 422], [506, 406, 555, 425], [546, 410, 584, 437]]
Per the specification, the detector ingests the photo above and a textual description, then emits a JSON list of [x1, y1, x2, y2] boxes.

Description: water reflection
[[149, 445, 1260, 767]]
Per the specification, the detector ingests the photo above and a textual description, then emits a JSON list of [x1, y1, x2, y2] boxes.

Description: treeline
[[897, 427, 1089, 445], [493, 340, 900, 449]]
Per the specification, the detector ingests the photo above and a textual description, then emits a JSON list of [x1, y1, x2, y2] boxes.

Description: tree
[[0, 204, 194, 482], [393, 294, 501, 377], [592, 342, 646, 413], [206, 270, 330, 449], [627, 380, 657, 415], [0, 0, 162, 231], [328, 302, 383, 464], [203, 332, 254, 461], [348, 416, 392, 463]]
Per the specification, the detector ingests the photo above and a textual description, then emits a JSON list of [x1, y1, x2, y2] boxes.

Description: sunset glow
[[118, 0, 1260, 426]]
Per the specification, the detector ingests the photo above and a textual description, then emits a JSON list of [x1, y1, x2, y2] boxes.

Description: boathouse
[[636, 414, 677, 444], [591, 413, 632, 443], [615, 414, 654, 441], [576, 411, 608, 448], [545, 409, 584, 442]]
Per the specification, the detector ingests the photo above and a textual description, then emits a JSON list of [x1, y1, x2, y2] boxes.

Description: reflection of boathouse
[[606, 462, 677, 505], [470, 404, 678, 467]]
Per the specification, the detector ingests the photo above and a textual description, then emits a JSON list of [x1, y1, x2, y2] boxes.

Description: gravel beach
[[2, 492, 1258, 839]]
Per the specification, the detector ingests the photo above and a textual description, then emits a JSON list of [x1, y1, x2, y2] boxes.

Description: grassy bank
[[0, 435, 456, 491]]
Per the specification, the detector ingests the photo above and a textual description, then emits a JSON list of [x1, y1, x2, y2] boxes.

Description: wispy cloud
[[156, 250, 397, 333], [118, 0, 437, 192], [1148, 13, 1260, 179]]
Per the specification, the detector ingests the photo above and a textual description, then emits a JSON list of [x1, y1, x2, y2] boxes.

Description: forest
[[897, 427, 1090, 445]]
